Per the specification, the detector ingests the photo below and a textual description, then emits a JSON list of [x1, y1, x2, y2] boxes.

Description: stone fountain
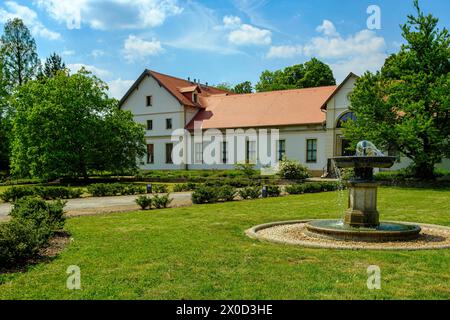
[[305, 141, 421, 242]]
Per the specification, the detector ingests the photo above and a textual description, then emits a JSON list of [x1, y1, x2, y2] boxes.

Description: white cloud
[[62, 49, 75, 56], [68, 63, 111, 78], [123, 35, 164, 63], [267, 45, 302, 59], [0, 1, 61, 40], [303, 29, 386, 59], [264, 20, 387, 82], [330, 53, 386, 82], [34, 0, 183, 30], [108, 78, 134, 99], [223, 15, 242, 28], [91, 49, 105, 58], [316, 19, 339, 37], [223, 16, 271, 46]]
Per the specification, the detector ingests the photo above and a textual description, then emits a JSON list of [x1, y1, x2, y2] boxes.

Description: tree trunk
[[413, 162, 435, 180]]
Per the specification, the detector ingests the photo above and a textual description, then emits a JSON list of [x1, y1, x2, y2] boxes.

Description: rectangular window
[[146, 95, 152, 107], [246, 140, 257, 164], [306, 139, 317, 163], [166, 118, 172, 130], [165, 143, 173, 164], [278, 140, 286, 161], [146, 120, 153, 130], [222, 141, 228, 164], [146, 144, 154, 164], [194, 142, 203, 164], [193, 93, 198, 103]]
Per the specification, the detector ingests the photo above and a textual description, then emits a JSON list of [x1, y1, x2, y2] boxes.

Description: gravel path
[[0, 192, 192, 221], [248, 220, 450, 250]]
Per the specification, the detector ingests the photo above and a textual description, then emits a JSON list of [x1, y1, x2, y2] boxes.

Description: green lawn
[[0, 187, 449, 299]]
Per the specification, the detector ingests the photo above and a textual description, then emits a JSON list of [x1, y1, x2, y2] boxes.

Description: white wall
[[121, 74, 186, 170]]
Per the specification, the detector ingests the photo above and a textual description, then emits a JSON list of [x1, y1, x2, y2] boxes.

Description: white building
[[119, 69, 449, 176]]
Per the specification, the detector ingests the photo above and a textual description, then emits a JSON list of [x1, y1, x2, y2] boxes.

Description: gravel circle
[[246, 220, 450, 250]]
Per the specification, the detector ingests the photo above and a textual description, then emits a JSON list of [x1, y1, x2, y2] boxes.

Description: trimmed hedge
[[285, 182, 341, 194], [86, 183, 145, 197], [0, 186, 82, 202]]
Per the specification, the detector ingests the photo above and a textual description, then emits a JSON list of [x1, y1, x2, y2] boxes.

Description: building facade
[[119, 69, 449, 176]]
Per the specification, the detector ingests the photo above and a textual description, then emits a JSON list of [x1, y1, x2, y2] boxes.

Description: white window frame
[[194, 142, 203, 164]]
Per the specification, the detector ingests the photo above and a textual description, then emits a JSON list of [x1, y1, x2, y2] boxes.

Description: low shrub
[[192, 186, 219, 204], [173, 183, 197, 192], [265, 185, 281, 197], [0, 186, 82, 202], [152, 194, 173, 209], [1, 197, 67, 269], [238, 186, 261, 200], [10, 197, 66, 231], [87, 183, 145, 197], [218, 185, 237, 202], [152, 184, 169, 194], [285, 184, 305, 195], [285, 182, 341, 195], [34, 186, 82, 200], [0, 186, 36, 202], [278, 159, 310, 180], [0, 218, 51, 268], [234, 163, 257, 179], [135, 195, 152, 210]]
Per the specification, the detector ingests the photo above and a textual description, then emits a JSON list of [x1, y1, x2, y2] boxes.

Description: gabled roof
[[119, 69, 231, 108], [320, 72, 359, 110], [186, 85, 338, 130]]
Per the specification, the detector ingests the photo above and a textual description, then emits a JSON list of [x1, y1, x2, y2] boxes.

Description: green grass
[[0, 187, 449, 299]]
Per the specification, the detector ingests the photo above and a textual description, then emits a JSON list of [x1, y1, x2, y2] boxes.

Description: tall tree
[[0, 54, 10, 170], [233, 81, 253, 94], [0, 18, 39, 89], [255, 59, 336, 92], [344, 0, 450, 179], [42, 53, 66, 78], [10, 70, 146, 180]]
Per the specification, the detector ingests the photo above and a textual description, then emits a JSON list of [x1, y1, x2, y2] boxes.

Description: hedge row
[[285, 182, 341, 194], [0, 197, 66, 269], [86, 183, 145, 197], [0, 186, 82, 202]]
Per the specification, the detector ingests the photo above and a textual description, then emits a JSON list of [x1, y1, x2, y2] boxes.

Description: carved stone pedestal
[[344, 181, 379, 228]]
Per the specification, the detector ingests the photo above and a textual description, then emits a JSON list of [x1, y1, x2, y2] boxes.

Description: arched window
[[336, 112, 356, 128]]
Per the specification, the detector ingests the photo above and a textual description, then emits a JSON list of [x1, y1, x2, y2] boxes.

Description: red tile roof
[[186, 85, 337, 130], [119, 69, 232, 108]]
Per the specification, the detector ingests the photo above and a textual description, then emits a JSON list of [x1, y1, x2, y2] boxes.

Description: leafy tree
[[344, 0, 450, 179], [255, 58, 336, 92], [0, 55, 10, 170], [10, 70, 146, 180], [0, 18, 40, 89], [233, 81, 253, 94], [42, 53, 66, 78], [300, 58, 336, 88], [215, 82, 234, 92]]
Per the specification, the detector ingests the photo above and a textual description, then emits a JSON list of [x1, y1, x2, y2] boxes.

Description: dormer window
[[193, 92, 198, 104]]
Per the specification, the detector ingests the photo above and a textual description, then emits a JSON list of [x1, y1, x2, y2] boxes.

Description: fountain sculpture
[[305, 141, 421, 242]]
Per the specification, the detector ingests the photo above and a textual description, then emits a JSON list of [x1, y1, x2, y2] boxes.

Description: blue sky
[[0, 0, 449, 99]]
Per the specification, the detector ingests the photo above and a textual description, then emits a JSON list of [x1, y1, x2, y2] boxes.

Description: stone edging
[[245, 219, 450, 251]]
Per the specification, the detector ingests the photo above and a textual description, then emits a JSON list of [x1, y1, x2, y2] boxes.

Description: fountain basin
[[305, 219, 421, 242], [332, 156, 397, 169]]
